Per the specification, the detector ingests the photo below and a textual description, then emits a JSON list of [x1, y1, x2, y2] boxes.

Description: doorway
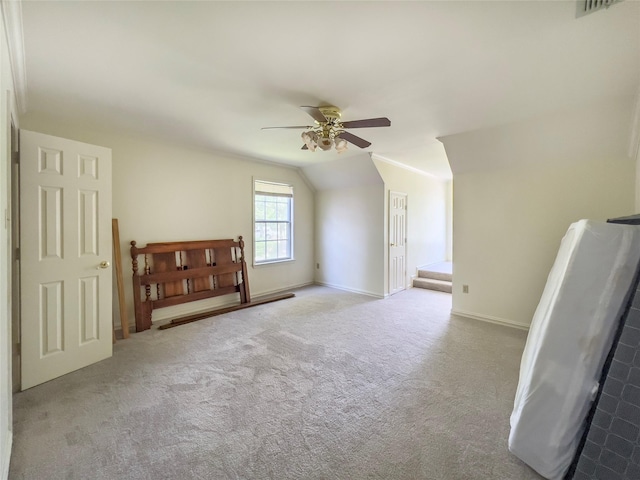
[[10, 119, 20, 392], [389, 191, 407, 295], [19, 130, 113, 389]]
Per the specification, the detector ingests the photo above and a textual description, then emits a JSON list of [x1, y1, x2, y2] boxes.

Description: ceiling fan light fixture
[[335, 137, 348, 153], [301, 131, 318, 151], [317, 136, 333, 151], [265, 106, 390, 152]]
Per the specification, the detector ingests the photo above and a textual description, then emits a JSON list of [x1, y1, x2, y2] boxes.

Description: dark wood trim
[[152, 286, 239, 309], [130, 236, 269, 331], [140, 264, 242, 284], [158, 293, 295, 330]]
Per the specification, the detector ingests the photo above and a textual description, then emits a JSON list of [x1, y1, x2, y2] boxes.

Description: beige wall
[[18, 116, 315, 327], [307, 155, 450, 298], [450, 158, 634, 328], [442, 97, 637, 328], [372, 158, 450, 293], [302, 155, 386, 297], [314, 184, 385, 297]]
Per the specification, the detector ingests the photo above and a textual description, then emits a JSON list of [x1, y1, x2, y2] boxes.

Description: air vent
[[576, 0, 623, 18]]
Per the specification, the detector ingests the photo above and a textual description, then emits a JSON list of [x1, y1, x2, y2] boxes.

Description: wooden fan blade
[[341, 117, 391, 129], [300, 106, 328, 123], [337, 131, 372, 149], [261, 125, 312, 130]]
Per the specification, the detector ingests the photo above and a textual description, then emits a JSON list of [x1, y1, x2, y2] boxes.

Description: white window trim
[[252, 178, 295, 267]]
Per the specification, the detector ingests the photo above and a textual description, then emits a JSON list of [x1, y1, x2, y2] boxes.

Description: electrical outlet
[[462, 285, 469, 293]]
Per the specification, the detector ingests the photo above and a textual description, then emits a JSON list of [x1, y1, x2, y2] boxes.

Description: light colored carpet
[[9, 285, 542, 480]]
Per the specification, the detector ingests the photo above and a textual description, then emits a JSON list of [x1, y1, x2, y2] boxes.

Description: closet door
[[389, 191, 407, 295]]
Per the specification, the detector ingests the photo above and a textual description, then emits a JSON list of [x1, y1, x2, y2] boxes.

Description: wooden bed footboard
[[130, 237, 251, 331]]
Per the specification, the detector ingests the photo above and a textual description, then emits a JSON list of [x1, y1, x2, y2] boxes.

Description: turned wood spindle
[[131, 241, 139, 275], [144, 254, 151, 301]]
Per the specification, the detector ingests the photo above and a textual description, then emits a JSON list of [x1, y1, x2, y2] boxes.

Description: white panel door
[[20, 130, 112, 390], [389, 192, 407, 295]]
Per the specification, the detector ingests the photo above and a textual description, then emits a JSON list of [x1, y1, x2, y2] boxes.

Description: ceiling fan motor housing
[[318, 106, 341, 122], [315, 107, 341, 139]]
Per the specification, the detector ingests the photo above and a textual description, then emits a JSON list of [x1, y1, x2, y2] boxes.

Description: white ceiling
[[17, 0, 640, 179]]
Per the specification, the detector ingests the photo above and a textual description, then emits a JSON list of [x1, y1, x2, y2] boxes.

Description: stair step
[[418, 270, 452, 282], [413, 277, 452, 293]]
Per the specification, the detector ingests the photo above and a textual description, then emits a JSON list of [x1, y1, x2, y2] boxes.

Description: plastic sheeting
[[508, 219, 640, 480]]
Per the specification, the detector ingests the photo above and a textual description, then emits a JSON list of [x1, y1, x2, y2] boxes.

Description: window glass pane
[[255, 199, 265, 221], [265, 201, 277, 221], [255, 223, 265, 241], [255, 242, 266, 262], [278, 223, 289, 239], [278, 240, 289, 258], [277, 202, 289, 221], [266, 241, 278, 259], [266, 222, 278, 240]]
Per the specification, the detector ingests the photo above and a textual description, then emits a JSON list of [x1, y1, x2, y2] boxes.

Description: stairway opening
[[413, 261, 452, 293]]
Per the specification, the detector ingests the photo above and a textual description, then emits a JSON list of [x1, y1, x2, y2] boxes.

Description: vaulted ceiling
[[15, 0, 640, 179]]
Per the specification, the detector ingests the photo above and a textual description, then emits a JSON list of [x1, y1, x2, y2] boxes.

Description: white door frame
[[389, 191, 407, 295], [10, 119, 20, 392]]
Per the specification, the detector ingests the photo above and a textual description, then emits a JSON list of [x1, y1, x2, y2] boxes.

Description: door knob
[[98, 260, 110, 269], [390, 243, 396, 247]]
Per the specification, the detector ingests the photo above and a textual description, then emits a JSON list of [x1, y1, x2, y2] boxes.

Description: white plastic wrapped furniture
[[509, 220, 640, 479]]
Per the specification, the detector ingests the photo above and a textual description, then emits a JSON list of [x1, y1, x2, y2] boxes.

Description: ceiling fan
[[262, 106, 391, 153]]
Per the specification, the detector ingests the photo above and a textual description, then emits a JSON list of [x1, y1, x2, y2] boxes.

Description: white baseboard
[[253, 282, 314, 299], [451, 309, 530, 331], [314, 281, 384, 299], [1, 429, 12, 480]]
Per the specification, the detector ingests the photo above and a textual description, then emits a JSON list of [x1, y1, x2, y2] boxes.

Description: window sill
[[253, 258, 295, 268]]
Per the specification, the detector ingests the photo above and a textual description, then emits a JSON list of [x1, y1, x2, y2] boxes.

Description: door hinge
[[14, 247, 20, 261], [15, 343, 20, 356]]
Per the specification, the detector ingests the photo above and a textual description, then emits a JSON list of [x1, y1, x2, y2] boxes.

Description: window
[[253, 180, 293, 264]]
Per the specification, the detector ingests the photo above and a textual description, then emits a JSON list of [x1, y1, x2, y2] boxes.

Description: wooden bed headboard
[[130, 237, 250, 331]]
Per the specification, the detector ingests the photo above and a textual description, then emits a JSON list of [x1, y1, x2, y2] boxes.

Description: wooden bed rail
[[130, 237, 252, 331]]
